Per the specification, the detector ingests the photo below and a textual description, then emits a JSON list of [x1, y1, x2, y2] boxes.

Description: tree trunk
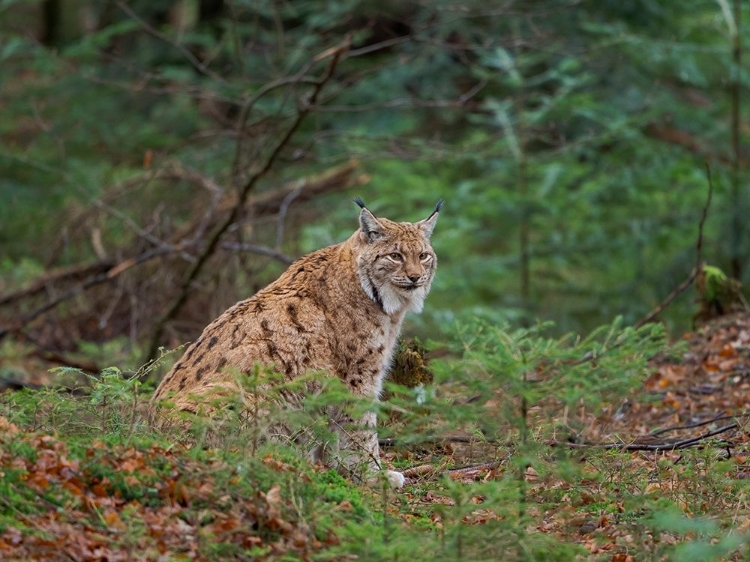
[[730, 0, 743, 280], [41, 0, 61, 46]]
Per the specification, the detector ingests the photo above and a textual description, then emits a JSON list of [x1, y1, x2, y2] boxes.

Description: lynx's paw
[[386, 470, 405, 489], [364, 469, 405, 489]]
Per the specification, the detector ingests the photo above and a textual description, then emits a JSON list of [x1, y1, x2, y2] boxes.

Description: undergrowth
[[0, 319, 748, 560]]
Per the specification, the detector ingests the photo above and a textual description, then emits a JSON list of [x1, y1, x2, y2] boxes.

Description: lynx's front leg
[[334, 410, 405, 489]]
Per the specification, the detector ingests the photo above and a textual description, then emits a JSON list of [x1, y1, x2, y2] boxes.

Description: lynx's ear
[[417, 199, 443, 239], [354, 197, 385, 243]]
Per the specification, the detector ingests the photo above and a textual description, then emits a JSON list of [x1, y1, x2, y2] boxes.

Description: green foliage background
[[1, 0, 749, 348], [2, 4, 750, 558]]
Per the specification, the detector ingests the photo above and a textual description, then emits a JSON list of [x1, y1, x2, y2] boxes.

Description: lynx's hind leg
[[331, 410, 404, 489]]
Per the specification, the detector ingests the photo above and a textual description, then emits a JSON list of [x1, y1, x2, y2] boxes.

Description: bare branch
[[0, 159, 359, 342], [0, 245, 188, 342], [634, 162, 714, 328], [231, 69, 319, 183], [19, 331, 100, 374], [145, 40, 350, 362], [168, 160, 362, 248], [346, 36, 411, 58], [0, 261, 114, 307], [115, 1, 224, 82], [276, 184, 303, 249]]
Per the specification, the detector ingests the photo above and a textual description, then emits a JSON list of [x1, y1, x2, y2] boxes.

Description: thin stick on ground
[[400, 461, 503, 485], [548, 421, 738, 451], [389, 415, 743, 479], [649, 412, 749, 436], [446, 460, 503, 475]]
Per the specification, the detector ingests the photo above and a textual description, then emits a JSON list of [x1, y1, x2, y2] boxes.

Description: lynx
[[151, 198, 442, 488]]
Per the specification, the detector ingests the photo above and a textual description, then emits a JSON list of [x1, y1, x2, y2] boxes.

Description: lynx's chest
[[333, 309, 404, 398]]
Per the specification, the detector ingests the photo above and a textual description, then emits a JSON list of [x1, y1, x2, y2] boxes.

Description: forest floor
[[1, 315, 749, 560]]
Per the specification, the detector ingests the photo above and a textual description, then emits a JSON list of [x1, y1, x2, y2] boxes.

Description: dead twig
[[635, 162, 714, 328], [220, 242, 295, 265], [168, 159, 363, 246], [231, 69, 319, 184]]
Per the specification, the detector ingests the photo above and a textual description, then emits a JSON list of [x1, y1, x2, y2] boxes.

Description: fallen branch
[[388, 417, 745, 477], [0, 261, 114, 307], [547, 422, 738, 451], [14, 331, 100, 374], [26, 349, 100, 374], [0, 178, 345, 343], [43, 163, 222, 270], [649, 412, 749, 436], [0, 378, 46, 392], [401, 464, 439, 478], [0, 245, 185, 342], [634, 268, 699, 329], [145, 41, 349, 362]]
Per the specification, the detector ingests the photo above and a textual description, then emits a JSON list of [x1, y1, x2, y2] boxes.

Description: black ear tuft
[[358, 202, 384, 243], [418, 200, 442, 239], [424, 199, 444, 221]]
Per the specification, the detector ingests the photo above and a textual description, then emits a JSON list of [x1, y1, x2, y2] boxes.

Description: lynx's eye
[[388, 252, 403, 261], [419, 252, 431, 261]]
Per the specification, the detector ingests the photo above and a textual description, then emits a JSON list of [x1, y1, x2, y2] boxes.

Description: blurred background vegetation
[[0, 0, 748, 374]]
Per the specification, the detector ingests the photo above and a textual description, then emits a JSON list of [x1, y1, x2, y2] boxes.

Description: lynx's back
[[152, 200, 441, 485]]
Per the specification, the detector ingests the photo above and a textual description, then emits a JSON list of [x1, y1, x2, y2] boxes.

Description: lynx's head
[[352, 198, 442, 315]]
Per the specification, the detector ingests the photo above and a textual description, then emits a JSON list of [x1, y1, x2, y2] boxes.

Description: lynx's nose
[[407, 274, 421, 283]]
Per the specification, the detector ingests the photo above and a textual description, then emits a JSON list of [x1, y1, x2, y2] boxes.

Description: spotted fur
[[152, 201, 441, 487]]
